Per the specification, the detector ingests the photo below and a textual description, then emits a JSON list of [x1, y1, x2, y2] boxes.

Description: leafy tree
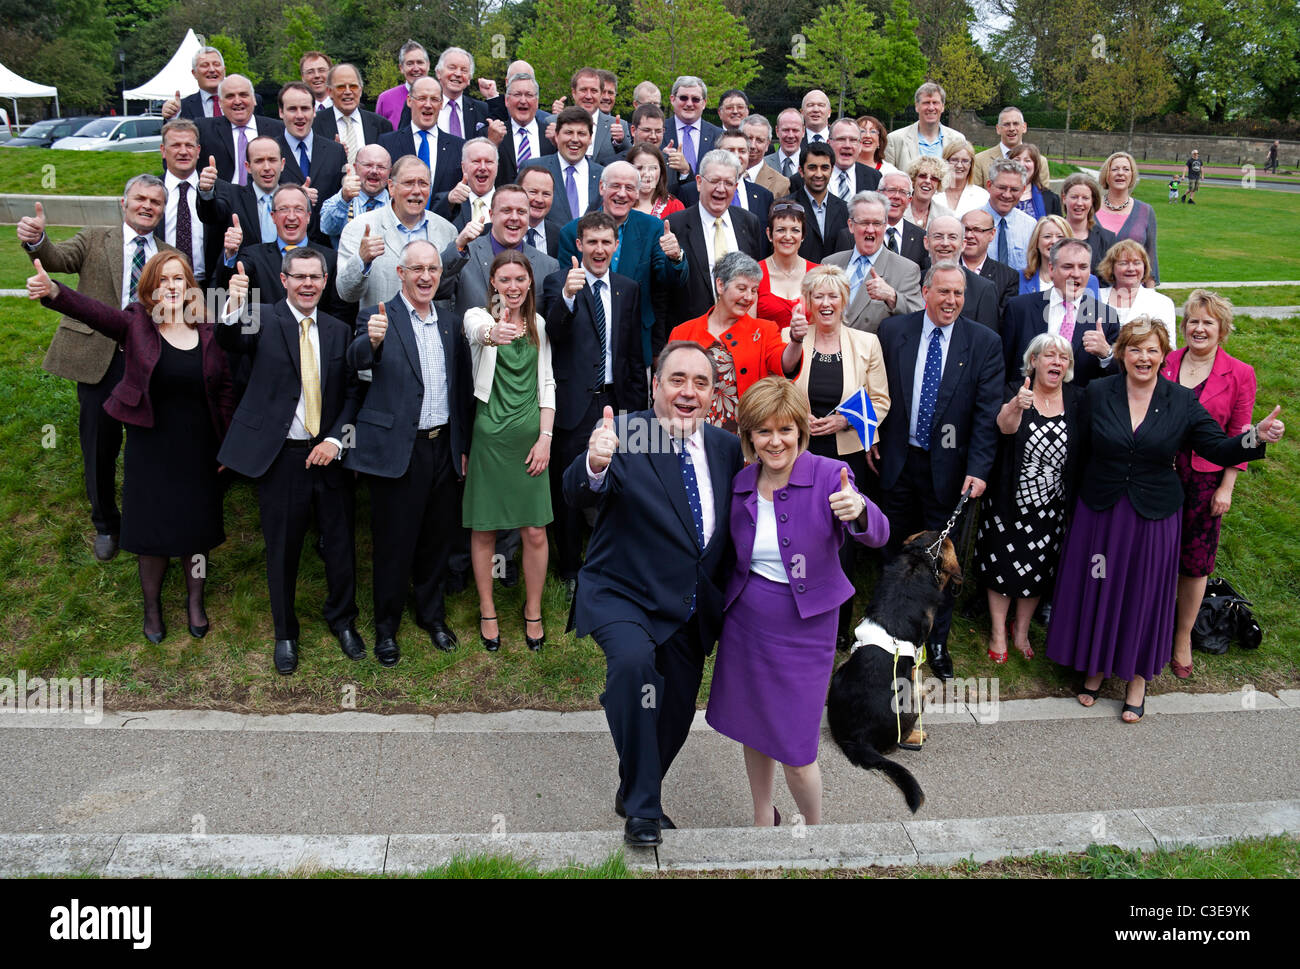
[[910, 0, 975, 62], [872, 0, 926, 124], [1255, 0, 1300, 120], [929, 29, 995, 120], [1035, 0, 1105, 158], [276, 4, 324, 84], [785, 0, 880, 118], [209, 33, 259, 86], [622, 0, 760, 99], [729, 0, 823, 103], [1080, 4, 1176, 150], [515, 0, 623, 103]]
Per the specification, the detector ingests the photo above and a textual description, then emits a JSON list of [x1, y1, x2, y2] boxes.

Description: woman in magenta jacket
[[1161, 290, 1257, 677], [706, 377, 889, 827]]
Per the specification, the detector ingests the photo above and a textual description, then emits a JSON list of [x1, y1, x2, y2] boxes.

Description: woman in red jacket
[[28, 253, 233, 643], [1161, 291, 1257, 678], [669, 251, 805, 432]]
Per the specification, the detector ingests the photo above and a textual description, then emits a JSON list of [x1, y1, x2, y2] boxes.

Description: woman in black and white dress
[[976, 333, 1086, 662]]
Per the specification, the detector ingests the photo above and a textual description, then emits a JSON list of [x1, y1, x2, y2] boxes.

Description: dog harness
[[851, 619, 926, 746]]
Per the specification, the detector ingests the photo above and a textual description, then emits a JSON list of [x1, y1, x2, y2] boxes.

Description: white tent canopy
[[123, 28, 204, 102], [0, 60, 59, 123]]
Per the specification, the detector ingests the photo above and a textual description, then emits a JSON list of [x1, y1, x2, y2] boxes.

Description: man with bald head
[[632, 81, 661, 110], [925, 214, 999, 332], [800, 90, 832, 146], [196, 134, 287, 275], [198, 74, 285, 185], [319, 143, 392, 247]]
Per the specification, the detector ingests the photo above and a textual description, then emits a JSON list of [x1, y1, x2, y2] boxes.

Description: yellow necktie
[[713, 216, 729, 259], [299, 317, 321, 438], [472, 196, 487, 223], [342, 115, 358, 164]]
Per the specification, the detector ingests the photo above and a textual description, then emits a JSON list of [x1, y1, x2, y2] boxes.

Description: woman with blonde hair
[[1094, 151, 1160, 284], [941, 138, 989, 217], [902, 154, 953, 230], [1021, 215, 1100, 297]]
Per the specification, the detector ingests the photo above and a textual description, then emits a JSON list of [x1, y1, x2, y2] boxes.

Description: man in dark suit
[[519, 165, 566, 258], [197, 75, 284, 186], [543, 212, 646, 584], [799, 90, 832, 147], [434, 136, 498, 227], [556, 161, 690, 366], [827, 118, 882, 201], [674, 129, 774, 246], [196, 136, 286, 288], [925, 214, 1000, 333], [878, 171, 929, 270], [435, 46, 491, 139], [344, 239, 473, 663], [664, 150, 763, 327], [1002, 239, 1120, 386], [275, 82, 347, 246], [566, 67, 628, 166], [496, 71, 556, 186], [563, 341, 744, 845], [765, 107, 804, 180], [521, 107, 604, 225], [874, 262, 1004, 679], [377, 77, 466, 206], [660, 76, 721, 190], [961, 208, 1019, 320], [160, 46, 266, 122], [16, 177, 175, 561], [213, 184, 352, 323], [158, 119, 207, 286], [785, 142, 848, 263], [217, 249, 363, 674], [312, 63, 394, 164]]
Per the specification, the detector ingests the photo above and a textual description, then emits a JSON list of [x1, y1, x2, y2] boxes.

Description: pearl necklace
[[1102, 194, 1132, 212]]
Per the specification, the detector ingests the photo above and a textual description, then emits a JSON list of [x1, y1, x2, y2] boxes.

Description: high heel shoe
[[480, 616, 500, 652], [524, 616, 545, 651], [143, 597, 166, 644], [987, 636, 1008, 664], [1171, 657, 1193, 679]]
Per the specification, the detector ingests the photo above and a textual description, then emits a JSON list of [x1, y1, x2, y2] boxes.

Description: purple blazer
[[43, 284, 233, 440], [1161, 346, 1257, 473], [375, 85, 408, 129], [724, 450, 889, 620]]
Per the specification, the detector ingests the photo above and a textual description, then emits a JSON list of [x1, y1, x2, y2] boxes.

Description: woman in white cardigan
[[462, 250, 556, 652], [1098, 239, 1178, 349], [790, 265, 891, 648]]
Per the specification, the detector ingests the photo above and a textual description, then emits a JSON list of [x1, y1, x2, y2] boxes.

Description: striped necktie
[[129, 236, 148, 302]]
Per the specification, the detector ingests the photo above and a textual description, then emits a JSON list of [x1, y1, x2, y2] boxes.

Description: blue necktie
[[297, 142, 310, 180], [417, 131, 433, 208], [849, 254, 869, 302], [678, 441, 705, 548], [916, 327, 944, 450], [565, 165, 580, 219], [364, 197, 381, 212], [997, 216, 1008, 264]]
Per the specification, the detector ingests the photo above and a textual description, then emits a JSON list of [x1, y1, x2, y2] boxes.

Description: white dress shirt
[[750, 496, 789, 584], [120, 224, 158, 308], [563, 268, 613, 382], [909, 313, 954, 447], [163, 170, 204, 282], [805, 126, 830, 143], [513, 119, 540, 164], [563, 157, 591, 215], [438, 94, 472, 137]]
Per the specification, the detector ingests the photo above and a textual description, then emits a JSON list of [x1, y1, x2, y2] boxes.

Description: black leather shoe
[[336, 625, 366, 660], [274, 639, 299, 675], [615, 792, 674, 829], [430, 620, 458, 652], [929, 640, 954, 681], [188, 621, 209, 639], [524, 616, 544, 651], [374, 637, 400, 667], [93, 533, 119, 562], [624, 817, 662, 846], [143, 597, 165, 644], [502, 559, 519, 588]]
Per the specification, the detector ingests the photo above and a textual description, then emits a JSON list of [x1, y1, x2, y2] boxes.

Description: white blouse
[[750, 495, 789, 584], [1100, 286, 1178, 349]]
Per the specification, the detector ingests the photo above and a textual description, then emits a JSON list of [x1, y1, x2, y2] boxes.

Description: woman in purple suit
[[707, 378, 889, 826]]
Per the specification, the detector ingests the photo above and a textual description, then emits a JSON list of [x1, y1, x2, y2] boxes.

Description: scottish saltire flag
[[835, 388, 879, 449]]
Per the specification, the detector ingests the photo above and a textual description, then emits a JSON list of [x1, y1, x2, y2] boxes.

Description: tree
[[911, 0, 975, 62], [276, 4, 324, 84], [515, 0, 623, 103], [1080, 4, 1176, 150], [209, 33, 259, 86], [872, 0, 926, 124], [929, 30, 995, 120], [785, 0, 880, 118], [621, 0, 760, 99], [1035, 0, 1105, 160]]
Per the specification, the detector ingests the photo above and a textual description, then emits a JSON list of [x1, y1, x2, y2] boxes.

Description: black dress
[[806, 351, 869, 483], [120, 339, 225, 557]]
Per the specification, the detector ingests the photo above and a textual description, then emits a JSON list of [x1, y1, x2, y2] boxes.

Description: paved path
[[1, 692, 1296, 872]]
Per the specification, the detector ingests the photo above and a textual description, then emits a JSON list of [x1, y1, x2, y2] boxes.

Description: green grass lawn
[[1161, 285, 1300, 307], [0, 292, 1296, 714], [1, 149, 156, 197]]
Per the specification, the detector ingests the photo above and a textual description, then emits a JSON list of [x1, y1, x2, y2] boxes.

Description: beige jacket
[[793, 325, 890, 455]]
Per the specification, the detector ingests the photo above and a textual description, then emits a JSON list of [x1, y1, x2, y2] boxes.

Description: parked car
[[1, 116, 100, 148], [50, 116, 165, 152]]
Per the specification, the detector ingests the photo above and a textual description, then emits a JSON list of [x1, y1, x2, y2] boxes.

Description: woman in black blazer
[[1044, 317, 1284, 722]]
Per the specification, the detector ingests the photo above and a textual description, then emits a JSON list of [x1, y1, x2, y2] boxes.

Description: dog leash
[[924, 486, 973, 581]]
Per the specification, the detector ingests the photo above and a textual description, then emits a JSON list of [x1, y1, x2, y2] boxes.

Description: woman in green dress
[[462, 250, 556, 652]]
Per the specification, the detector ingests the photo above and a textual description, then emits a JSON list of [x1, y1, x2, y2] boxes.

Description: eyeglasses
[[963, 225, 994, 235], [850, 218, 885, 229], [411, 96, 442, 105], [285, 273, 325, 283], [333, 83, 361, 92], [398, 264, 440, 276], [675, 95, 703, 104], [882, 187, 912, 196], [700, 175, 737, 189]]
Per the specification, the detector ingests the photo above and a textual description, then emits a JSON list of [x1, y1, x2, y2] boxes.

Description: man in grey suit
[[336, 156, 472, 309], [16, 176, 177, 560], [566, 67, 627, 166], [823, 191, 924, 334]]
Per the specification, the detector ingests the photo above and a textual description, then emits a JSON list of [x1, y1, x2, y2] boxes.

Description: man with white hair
[[435, 137, 499, 227], [161, 47, 230, 121], [197, 75, 285, 185], [435, 46, 491, 139], [925, 215, 999, 332], [982, 158, 1037, 272], [823, 190, 924, 333], [884, 82, 964, 171]]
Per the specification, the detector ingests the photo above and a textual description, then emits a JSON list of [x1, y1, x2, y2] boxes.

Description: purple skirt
[[1046, 496, 1180, 681], [706, 573, 838, 766]]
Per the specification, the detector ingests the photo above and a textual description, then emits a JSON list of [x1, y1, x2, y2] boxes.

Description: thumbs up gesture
[[448, 177, 472, 206], [551, 95, 567, 115], [588, 404, 619, 472], [223, 213, 243, 259], [16, 201, 46, 245], [658, 218, 681, 261], [162, 90, 182, 120], [341, 164, 361, 201], [359, 222, 386, 264], [368, 301, 389, 348], [664, 140, 689, 175], [301, 176, 317, 206], [25, 258, 57, 301], [1016, 375, 1033, 410], [829, 465, 866, 522], [610, 116, 625, 143], [563, 255, 586, 297], [227, 259, 249, 308], [199, 154, 218, 192], [1255, 405, 1285, 444], [863, 266, 895, 305], [788, 299, 809, 341], [1082, 316, 1109, 357], [485, 118, 507, 145]]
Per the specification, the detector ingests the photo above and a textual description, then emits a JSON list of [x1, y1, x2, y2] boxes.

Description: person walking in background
[[1181, 149, 1202, 204]]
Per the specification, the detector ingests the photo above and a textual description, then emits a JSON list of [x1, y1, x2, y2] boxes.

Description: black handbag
[[1191, 577, 1262, 654]]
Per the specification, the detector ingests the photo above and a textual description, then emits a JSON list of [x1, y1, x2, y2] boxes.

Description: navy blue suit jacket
[[521, 155, 603, 225], [377, 126, 465, 203], [675, 179, 775, 251], [198, 116, 285, 185], [660, 119, 722, 195], [343, 297, 473, 479], [876, 311, 1005, 506], [1002, 290, 1120, 387], [563, 410, 743, 649]]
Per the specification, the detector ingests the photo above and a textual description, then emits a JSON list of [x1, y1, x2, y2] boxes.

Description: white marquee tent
[[123, 28, 204, 103], [0, 61, 59, 126]]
